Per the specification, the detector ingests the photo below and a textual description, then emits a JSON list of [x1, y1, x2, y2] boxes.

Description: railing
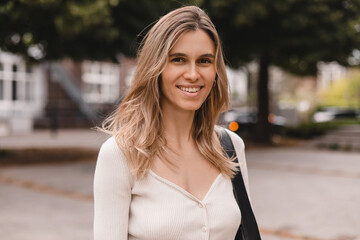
[[49, 62, 100, 124]]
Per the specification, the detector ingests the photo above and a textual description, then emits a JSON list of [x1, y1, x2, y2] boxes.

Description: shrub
[[282, 119, 360, 139]]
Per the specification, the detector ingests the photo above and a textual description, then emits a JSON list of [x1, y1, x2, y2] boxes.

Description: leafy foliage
[[0, 0, 119, 61], [203, 0, 360, 75], [3, 0, 359, 69], [0, 0, 195, 62], [109, 0, 193, 57], [283, 119, 360, 139], [319, 70, 360, 107]]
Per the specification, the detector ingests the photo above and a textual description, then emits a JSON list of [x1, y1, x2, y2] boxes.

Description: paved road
[[0, 130, 359, 240], [247, 148, 360, 240]]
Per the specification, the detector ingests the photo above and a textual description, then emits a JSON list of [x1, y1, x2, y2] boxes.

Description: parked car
[[219, 109, 286, 135], [312, 107, 359, 123], [220, 109, 257, 132]]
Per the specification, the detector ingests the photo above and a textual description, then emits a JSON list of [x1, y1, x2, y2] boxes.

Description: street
[[247, 147, 360, 240]]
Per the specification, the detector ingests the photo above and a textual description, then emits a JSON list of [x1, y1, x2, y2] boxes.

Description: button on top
[[201, 226, 207, 232], [198, 203, 203, 208]]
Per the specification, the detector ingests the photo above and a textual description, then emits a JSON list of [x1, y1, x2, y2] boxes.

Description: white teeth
[[179, 87, 201, 93]]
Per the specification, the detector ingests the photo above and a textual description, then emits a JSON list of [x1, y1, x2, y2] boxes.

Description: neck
[[161, 105, 195, 150]]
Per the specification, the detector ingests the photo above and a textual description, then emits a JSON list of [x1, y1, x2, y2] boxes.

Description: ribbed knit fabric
[[93, 129, 250, 240]]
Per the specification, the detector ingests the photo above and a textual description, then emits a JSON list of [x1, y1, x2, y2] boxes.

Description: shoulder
[[96, 137, 134, 183], [97, 136, 127, 165], [98, 137, 127, 163], [216, 126, 245, 150], [99, 137, 120, 154], [216, 126, 246, 168], [225, 128, 245, 150]]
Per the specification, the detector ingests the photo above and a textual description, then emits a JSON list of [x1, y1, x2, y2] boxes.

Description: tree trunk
[[255, 53, 271, 144]]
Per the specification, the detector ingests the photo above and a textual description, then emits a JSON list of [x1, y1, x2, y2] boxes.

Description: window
[[82, 61, 119, 103], [12, 64, 17, 72], [12, 80, 17, 101]]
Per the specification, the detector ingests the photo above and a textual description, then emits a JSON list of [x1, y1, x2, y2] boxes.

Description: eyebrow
[[169, 53, 215, 58]]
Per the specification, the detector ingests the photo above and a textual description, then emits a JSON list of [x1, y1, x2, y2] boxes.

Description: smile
[[177, 86, 202, 93]]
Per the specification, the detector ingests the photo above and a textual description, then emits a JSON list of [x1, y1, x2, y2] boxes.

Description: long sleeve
[[93, 137, 134, 240]]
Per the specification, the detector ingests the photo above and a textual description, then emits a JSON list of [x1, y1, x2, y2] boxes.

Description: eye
[[171, 57, 185, 63], [198, 58, 213, 64]]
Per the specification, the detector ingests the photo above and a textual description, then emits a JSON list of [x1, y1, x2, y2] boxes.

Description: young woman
[[94, 5, 251, 240]]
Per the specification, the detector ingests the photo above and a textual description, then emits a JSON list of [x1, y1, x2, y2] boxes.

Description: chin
[[180, 103, 204, 112]]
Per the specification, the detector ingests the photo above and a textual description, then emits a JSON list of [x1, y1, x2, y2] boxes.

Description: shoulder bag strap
[[219, 129, 261, 240]]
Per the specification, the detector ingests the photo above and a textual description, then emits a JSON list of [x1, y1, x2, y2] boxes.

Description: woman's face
[[160, 30, 216, 113]]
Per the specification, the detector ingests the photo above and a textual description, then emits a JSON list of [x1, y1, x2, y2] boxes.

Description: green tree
[[202, 0, 360, 143], [109, 0, 195, 57], [0, 0, 120, 61], [0, 0, 193, 61]]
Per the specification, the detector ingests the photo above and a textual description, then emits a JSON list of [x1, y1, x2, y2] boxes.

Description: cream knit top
[[93, 129, 250, 240]]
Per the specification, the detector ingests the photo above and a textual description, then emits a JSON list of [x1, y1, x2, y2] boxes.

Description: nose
[[183, 63, 200, 81]]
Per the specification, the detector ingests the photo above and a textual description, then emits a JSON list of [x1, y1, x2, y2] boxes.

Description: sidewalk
[[0, 130, 359, 240], [302, 125, 360, 152], [0, 129, 109, 150]]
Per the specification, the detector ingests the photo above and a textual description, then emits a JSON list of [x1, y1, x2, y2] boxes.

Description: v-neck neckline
[[148, 169, 222, 202]]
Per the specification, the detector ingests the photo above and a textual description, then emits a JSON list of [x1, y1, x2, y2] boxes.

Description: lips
[[177, 86, 203, 93]]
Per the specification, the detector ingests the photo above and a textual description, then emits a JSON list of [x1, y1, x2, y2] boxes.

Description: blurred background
[[0, 0, 359, 240]]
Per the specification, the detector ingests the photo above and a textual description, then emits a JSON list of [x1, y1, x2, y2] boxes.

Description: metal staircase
[[49, 62, 101, 124]]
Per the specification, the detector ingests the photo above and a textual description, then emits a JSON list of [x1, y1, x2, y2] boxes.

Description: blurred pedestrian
[[94, 5, 257, 240]]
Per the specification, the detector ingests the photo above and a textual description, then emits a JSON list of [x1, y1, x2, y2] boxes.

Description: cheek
[[205, 71, 217, 95], [204, 71, 217, 87], [205, 66, 217, 81], [204, 84, 214, 98], [160, 67, 173, 86], [159, 74, 173, 97]]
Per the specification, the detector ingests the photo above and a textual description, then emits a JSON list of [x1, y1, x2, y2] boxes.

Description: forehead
[[169, 30, 215, 55]]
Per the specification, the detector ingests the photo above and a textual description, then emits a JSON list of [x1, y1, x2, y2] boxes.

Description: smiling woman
[[161, 30, 216, 112], [94, 5, 257, 240]]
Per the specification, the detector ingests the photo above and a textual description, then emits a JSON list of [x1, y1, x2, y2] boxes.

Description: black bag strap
[[219, 129, 261, 240]]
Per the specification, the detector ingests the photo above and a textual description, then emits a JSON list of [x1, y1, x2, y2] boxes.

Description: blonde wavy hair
[[102, 5, 236, 178]]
